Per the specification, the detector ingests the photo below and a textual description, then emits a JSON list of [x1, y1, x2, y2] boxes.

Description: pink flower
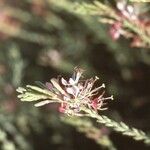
[[35, 67, 113, 116], [109, 22, 122, 40], [91, 98, 100, 110]]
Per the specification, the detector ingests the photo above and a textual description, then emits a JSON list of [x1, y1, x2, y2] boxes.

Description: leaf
[[35, 81, 47, 89], [26, 85, 55, 97], [51, 78, 67, 95], [16, 87, 26, 93], [34, 100, 52, 107]]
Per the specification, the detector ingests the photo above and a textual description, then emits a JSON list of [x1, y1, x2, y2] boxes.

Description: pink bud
[[109, 22, 122, 40], [58, 103, 67, 113], [91, 98, 99, 110]]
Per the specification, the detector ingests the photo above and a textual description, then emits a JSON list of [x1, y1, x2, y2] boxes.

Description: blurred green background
[[0, 0, 149, 150]]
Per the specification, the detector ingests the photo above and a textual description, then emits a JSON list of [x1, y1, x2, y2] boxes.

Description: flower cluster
[[17, 67, 150, 145], [109, 1, 150, 47], [35, 67, 113, 116], [110, 2, 136, 40]]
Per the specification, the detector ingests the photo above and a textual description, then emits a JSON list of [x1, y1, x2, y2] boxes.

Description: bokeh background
[[0, 0, 150, 150]]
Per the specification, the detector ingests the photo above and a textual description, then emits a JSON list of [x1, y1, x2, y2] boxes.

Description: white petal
[[127, 5, 134, 14], [61, 78, 68, 85], [117, 2, 125, 11], [69, 78, 76, 85], [75, 72, 81, 82], [73, 86, 79, 97], [66, 87, 75, 96]]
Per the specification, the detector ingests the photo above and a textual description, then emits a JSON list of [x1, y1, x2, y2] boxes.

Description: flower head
[[41, 67, 113, 116]]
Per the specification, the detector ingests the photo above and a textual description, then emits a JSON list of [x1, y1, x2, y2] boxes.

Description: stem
[[82, 108, 150, 145], [61, 116, 117, 150], [123, 20, 150, 46]]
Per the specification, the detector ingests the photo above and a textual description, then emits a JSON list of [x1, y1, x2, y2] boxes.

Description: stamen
[[99, 107, 108, 110], [101, 83, 105, 88], [90, 83, 105, 94], [103, 95, 114, 101]]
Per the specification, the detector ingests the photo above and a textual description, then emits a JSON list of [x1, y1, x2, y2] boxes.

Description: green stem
[[82, 108, 150, 145], [61, 117, 117, 150]]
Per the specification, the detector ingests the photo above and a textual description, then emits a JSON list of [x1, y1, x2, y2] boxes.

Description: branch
[[82, 108, 150, 145]]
